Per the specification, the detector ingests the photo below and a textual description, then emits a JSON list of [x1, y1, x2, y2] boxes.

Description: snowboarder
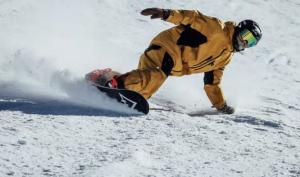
[[86, 8, 262, 114]]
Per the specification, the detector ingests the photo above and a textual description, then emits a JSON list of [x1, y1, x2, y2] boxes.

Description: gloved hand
[[141, 8, 170, 20], [217, 103, 235, 114]]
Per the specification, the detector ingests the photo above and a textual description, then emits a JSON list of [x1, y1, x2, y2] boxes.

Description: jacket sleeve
[[165, 9, 208, 26], [203, 68, 226, 109]]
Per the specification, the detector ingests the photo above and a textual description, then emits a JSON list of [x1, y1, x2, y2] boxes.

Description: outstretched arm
[[203, 68, 235, 114], [141, 8, 206, 26]]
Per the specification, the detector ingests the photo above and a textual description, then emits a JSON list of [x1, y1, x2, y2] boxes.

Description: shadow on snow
[[0, 97, 141, 117]]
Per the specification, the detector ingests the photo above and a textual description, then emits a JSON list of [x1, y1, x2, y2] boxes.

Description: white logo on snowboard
[[119, 93, 137, 109]]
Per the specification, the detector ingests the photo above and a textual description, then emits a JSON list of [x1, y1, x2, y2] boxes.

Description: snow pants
[[122, 45, 174, 99]]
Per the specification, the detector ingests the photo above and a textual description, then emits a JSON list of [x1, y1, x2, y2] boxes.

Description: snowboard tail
[[95, 84, 149, 114], [85, 69, 149, 114]]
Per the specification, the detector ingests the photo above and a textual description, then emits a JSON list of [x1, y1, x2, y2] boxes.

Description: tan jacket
[[150, 10, 236, 109]]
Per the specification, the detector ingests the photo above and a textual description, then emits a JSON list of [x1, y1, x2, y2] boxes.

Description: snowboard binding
[[85, 68, 120, 89]]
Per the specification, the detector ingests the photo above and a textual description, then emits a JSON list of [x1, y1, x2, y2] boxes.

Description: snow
[[0, 0, 300, 176]]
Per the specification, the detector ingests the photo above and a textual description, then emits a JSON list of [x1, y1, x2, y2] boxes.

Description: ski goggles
[[240, 29, 258, 48]]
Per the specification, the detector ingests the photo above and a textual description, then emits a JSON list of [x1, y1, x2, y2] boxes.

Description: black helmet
[[233, 19, 262, 51], [237, 19, 262, 43]]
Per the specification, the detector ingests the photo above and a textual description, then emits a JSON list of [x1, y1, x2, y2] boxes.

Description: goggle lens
[[240, 29, 257, 47]]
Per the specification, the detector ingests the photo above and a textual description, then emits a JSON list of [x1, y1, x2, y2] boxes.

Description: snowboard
[[88, 81, 149, 114]]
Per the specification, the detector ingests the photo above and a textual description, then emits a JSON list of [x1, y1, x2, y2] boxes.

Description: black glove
[[141, 8, 171, 20], [217, 103, 235, 114]]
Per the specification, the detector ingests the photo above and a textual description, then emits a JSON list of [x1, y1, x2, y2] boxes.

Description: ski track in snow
[[0, 0, 300, 177]]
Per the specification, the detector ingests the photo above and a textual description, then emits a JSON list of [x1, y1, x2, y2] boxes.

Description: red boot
[[85, 68, 120, 89]]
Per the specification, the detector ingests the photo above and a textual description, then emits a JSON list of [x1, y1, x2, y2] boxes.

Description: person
[[85, 8, 262, 114]]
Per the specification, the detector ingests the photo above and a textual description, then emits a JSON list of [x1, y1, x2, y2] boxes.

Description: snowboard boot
[[85, 68, 121, 89]]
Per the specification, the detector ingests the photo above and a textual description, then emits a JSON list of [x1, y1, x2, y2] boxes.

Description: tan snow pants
[[122, 46, 171, 99]]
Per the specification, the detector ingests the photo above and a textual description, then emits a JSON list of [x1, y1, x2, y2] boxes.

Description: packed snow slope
[[0, 0, 300, 176]]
